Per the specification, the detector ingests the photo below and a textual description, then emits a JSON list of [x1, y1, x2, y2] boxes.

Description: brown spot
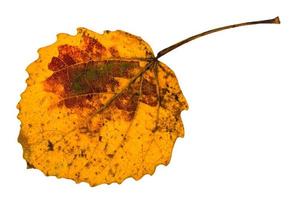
[[79, 149, 86, 157], [140, 95, 157, 107], [142, 79, 157, 95], [152, 125, 159, 133], [108, 169, 115, 177], [115, 92, 139, 112], [82, 35, 106, 58], [140, 79, 158, 106], [47, 140, 54, 151], [85, 162, 91, 168], [75, 172, 81, 178], [109, 47, 120, 57], [79, 127, 89, 133], [107, 154, 114, 158], [173, 93, 180, 102], [105, 113, 112, 120], [63, 96, 91, 108]]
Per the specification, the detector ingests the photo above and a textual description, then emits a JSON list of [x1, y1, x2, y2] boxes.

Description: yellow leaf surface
[[18, 28, 188, 186]]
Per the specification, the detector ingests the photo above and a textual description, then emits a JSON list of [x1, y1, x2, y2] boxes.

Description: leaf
[[17, 17, 280, 186], [18, 28, 188, 186]]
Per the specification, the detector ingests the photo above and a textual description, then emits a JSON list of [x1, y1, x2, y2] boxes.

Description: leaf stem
[[156, 16, 280, 59]]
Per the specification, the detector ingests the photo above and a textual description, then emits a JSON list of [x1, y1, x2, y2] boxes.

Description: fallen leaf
[[18, 17, 280, 186]]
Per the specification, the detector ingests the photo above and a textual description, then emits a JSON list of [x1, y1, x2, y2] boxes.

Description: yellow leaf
[[18, 17, 280, 186], [18, 28, 188, 186]]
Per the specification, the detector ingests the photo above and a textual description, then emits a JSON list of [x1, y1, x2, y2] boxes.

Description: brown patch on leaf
[[140, 78, 158, 106], [58, 45, 91, 65], [82, 35, 106, 58], [115, 92, 139, 112], [48, 57, 66, 71], [44, 60, 143, 109]]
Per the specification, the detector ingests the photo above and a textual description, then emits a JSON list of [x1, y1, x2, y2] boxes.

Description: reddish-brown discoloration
[[58, 45, 91, 65], [82, 35, 106, 58], [44, 70, 68, 95], [63, 96, 87, 108], [114, 84, 141, 120], [44, 37, 158, 116], [142, 79, 157, 96], [140, 79, 158, 106], [115, 93, 139, 112], [109, 47, 120, 58], [44, 59, 142, 109], [48, 36, 106, 71], [48, 57, 66, 71]]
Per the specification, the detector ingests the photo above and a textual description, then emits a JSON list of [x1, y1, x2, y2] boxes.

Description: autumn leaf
[[17, 17, 280, 186]]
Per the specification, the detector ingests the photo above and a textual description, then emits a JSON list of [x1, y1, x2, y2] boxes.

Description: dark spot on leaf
[[47, 140, 54, 151], [107, 154, 114, 158], [174, 94, 180, 102], [108, 169, 115, 177], [85, 162, 91, 168], [79, 149, 86, 157], [109, 47, 120, 57]]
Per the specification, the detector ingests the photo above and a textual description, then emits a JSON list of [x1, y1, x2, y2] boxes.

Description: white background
[[0, 0, 295, 199]]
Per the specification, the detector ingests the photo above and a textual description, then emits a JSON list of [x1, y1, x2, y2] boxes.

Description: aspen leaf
[[18, 17, 280, 186]]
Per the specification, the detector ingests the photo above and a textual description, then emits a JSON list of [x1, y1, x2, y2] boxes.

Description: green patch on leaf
[[71, 81, 83, 92], [85, 68, 98, 81]]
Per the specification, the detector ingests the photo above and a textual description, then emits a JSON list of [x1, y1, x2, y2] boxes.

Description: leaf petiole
[[156, 16, 280, 59]]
